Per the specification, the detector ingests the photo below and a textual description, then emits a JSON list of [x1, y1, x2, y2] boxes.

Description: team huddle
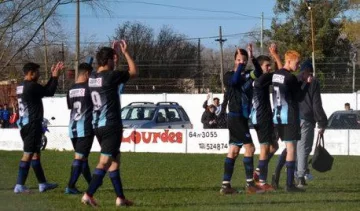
[[13, 39, 325, 207], [220, 44, 326, 194]]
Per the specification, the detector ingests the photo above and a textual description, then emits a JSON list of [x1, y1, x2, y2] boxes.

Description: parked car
[[121, 102, 193, 129], [327, 110, 360, 129]]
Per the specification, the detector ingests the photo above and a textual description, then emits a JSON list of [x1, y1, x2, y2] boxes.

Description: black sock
[[243, 156, 254, 183], [222, 157, 235, 183], [31, 159, 46, 183], [258, 159, 268, 183], [275, 149, 287, 176], [16, 161, 30, 185], [68, 159, 83, 188], [286, 161, 296, 187], [82, 160, 92, 184], [109, 170, 125, 199], [86, 168, 106, 197]]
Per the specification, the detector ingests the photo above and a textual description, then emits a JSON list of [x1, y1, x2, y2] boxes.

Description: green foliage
[[1, 151, 360, 210]]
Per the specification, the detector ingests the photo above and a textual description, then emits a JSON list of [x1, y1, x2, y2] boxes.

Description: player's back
[[67, 82, 93, 138], [251, 73, 273, 124], [16, 81, 44, 126], [88, 70, 129, 128], [272, 69, 300, 125]]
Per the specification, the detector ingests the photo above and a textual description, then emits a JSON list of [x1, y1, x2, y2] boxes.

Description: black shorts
[[94, 126, 122, 158], [20, 122, 42, 154], [71, 135, 94, 158], [254, 121, 275, 145], [227, 115, 253, 147], [275, 124, 300, 142]]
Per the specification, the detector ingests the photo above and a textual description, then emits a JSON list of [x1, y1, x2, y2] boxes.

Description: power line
[[103, 0, 273, 20]]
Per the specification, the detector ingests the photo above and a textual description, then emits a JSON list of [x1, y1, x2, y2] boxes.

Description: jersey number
[[73, 101, 82, 121], [274, 86, 281, 106], [91, 91, 102, 111]]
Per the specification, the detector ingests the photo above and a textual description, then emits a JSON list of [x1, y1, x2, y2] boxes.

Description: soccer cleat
[[65, 187, 82, 194], [116, 197, 134, 207], [285, 185, 306, 193], [39, 182, 58, 193], [246, 182, 265, 194], [271, 173, 280, 190], [81, 193, 98, 207], [14, 184, 31, 194], [259, 183, 275, 192], [296, 177, 307, 189], [253, 170, 260, 184], [219, 183, 238, 195]]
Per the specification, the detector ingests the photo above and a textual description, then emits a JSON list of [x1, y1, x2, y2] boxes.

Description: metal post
[[197, 38, 202, 93], [309, 4, 316, 76], [215, 26, 227, 93], [61, 42, 65, 92], [353, 60, 356, 93], [260, 12, 264, 55], [75, 0, 80, 79], [40, 1, 49, 79]]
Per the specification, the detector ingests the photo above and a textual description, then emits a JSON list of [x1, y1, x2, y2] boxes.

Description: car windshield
[[329, 112, 360, 128], [121, 107, 156, 120]]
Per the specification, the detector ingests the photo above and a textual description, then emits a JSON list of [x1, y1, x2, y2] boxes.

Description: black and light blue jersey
[[16, 78, 58, 128], [223, 58, 262, 119], [88, 70, 130, 128], [272, 69, 308, 125], [250, 73, 273, 125], [67, 82, 93, 138]]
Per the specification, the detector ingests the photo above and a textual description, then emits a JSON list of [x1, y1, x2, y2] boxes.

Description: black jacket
[[201, 110, 217, 129], [297, 73, 328, 128]]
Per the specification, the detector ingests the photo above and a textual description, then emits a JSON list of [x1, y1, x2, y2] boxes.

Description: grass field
[[0, 151, 359, 211]]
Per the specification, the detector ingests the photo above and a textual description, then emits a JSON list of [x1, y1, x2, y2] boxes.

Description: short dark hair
[[234, 48, 249, 60], [256, 55, 271, 66], [213, 97, 220, 102], [345, 103, 350, 106], [23, 62, 40, 74], [78, 63, 93, 75], [96, 47, 116, 67]]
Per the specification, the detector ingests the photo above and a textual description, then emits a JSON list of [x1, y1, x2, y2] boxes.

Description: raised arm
[[269, 43, 283, 70], [119, 40, 138, 79], [34, 62, 63, 97]]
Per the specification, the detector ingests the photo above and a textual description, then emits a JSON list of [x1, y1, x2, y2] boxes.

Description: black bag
[[311, 134, 334, 172]]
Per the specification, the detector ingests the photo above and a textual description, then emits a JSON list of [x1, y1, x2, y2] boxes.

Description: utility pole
[[197, 38, 202, 93], [307, 0, 316, 76], [352, 52, 357, 93], [260, 12, 264, 55], [215, 26, 227, 93], [40, 1, 49, 79], [75, 0, 80, 79], [60, 42, 65, 93]]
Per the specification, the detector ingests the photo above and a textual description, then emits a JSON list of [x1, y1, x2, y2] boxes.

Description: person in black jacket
[[295, 60, 328, 188], [201, 105, 217, 128]]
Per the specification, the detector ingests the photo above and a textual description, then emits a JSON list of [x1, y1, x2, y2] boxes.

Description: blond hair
[[284, 50, 300, 61]]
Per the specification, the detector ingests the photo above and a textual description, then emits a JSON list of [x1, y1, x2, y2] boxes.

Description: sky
[[57, 0, 277, 49]]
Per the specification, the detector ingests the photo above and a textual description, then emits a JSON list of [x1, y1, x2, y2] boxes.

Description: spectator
[[203, 94, 227, 128], [0, 105, 3, 128], [201, 105, 218, 128], [344, 103, 352, 111], [9, 102, 19, 128], [2, 104, 11, 128], [295, 61, 328, 188]]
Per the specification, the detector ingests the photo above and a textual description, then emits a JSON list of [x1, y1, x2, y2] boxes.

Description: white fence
[[43, 93, 358, 130], [1, 128, 359, 156]]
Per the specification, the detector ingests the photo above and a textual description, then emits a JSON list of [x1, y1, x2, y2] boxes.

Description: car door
[[166, 107, 186, 129], [152, 108, 172, 129]]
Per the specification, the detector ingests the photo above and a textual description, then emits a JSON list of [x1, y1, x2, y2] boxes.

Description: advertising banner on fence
[[186, 129, 229, 154], [128, 129, 186, 153]]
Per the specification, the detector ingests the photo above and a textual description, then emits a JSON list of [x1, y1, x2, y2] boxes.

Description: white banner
[[186, 129, 229, 154]]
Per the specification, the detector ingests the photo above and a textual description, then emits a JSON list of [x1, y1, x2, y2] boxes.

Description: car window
[[178, 107, 190, 122], [157, 108, 167, 123], [166, 108, 181, 122], [122, 107, 156, 120]]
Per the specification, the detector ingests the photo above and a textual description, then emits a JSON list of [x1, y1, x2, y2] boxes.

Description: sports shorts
[[227, 114, 253, 147], [275, 124, 300, 142], [71, 135, 94, 158], [254, 121, 275, 145], [20, 122, 43, 154], [94, 126, 122, 158]]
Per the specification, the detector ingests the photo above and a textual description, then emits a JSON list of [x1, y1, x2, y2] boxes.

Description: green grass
[[0, 151, 360, 211]]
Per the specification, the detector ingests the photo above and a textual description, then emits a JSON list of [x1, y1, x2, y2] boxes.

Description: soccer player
[[14, 61, 63, 193], [220, 44, 263, 195], [251, 44, 283, 191], [271, 50, 311, 192], [81, 40, 137, 207], [295, 61, 327, 188], [65, 63, 94, 194]]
